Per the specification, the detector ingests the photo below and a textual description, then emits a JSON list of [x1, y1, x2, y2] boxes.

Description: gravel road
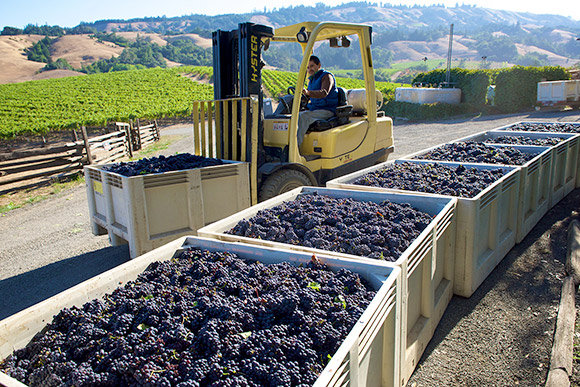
[[1, 108, 579, 385]]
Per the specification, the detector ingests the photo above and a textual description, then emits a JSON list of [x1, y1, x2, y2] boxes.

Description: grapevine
[[0, 65, 404, 139], [0, 67, 213, 139]]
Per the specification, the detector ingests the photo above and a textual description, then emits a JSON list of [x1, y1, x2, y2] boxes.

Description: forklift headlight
[[330, 36, 350, 48], [296, 27, 310, 43]]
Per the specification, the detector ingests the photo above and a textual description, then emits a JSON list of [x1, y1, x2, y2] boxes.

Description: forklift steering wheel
[[287, 87, 309, 111]]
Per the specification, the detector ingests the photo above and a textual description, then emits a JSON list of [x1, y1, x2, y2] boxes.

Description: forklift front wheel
[[259, 169, 311, 202]]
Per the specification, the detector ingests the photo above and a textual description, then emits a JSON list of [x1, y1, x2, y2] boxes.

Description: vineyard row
[[0, 66, 405, 139]]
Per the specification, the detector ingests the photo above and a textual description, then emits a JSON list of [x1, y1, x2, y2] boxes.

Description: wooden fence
[[0, 120, 160, 195]]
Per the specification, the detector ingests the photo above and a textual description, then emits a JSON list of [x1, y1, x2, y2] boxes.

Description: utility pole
[[445, 23, 454, 86]]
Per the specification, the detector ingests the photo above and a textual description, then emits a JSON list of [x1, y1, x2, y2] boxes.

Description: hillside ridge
[[83, 3, 579, 33], [1, 2, 579, 84]]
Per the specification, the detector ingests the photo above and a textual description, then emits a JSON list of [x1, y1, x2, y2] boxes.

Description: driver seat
[[307, 87, 353, 132]]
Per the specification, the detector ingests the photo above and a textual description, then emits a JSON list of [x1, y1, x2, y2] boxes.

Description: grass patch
[[0, 174, 85, 215], [128, 134, 186, 161], [0, 202, 21, 214], [134, 139, 172, 158]]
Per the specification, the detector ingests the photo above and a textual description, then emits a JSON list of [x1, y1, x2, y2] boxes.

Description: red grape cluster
[[354, 162, 506, 198], [504, 122, 580, 133], [228, 193, 433, 262], [413, 141, 541, 165], [102, 154, 224, 177]]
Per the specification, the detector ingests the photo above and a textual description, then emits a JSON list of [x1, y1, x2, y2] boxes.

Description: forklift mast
[[212, 23, 274, 165]]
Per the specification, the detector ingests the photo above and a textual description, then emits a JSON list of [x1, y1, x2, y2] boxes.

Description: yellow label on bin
[[93, 181, 103, 195]]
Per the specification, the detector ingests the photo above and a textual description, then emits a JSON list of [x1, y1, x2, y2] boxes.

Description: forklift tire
[[259, 169, 311, 202]]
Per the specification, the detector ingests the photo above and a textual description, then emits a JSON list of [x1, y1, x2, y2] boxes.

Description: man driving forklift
[[297, 55, 339, 147], [196, 21, 394, 203]]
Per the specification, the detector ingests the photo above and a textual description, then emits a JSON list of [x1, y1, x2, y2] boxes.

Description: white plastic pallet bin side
[[570, 136, 580, 189], [555, 134, 579, 198], [83, 166, 107, 236], [112, 169, 206, 257], [565, 136, 579, 189], [124, 173, 149, 257], [549, 140, 569, 206], [432, 201, 456, 323], [512, 152, 549, 242], [200, 163, 250, 224]]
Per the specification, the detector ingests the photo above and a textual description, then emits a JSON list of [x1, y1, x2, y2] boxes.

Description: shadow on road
[[0, 245, 130, 320]]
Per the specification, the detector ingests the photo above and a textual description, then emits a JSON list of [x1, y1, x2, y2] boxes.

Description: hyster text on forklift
[[192, 21, 394, 203]]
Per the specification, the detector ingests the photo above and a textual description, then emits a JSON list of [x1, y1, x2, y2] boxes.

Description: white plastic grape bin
[[0, 236, 402, 387], [84, 160, 250, 258], [459, 129, 579, 207], [493, 121, 580, 189], [197, 186, 457, 387], [405, 143, 552, 244], [327, 159, 520, 299]]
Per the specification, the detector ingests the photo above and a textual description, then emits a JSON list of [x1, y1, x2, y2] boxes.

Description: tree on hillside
[[563, 37, 580, 58], [69, 24, 97, 35], [90, 32, 130, 47], [23, 24, 65, 37], [26, 36, 53, 63], [1, 26, 23, 35], [470, 34, 518, 62], [43, 58, 75, 71], [160, 38, 212, 66], [514, 52, 550, 67], [81, 37, 167, 73]]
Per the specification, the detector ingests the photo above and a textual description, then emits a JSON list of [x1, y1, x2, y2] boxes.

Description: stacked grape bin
[[198, 186, 457, 387], [1, 121, 578, 387], [493, 121, 580, 191], [455, 130, 579, 215], [328, 160, 520, 299], [0, 237, 402, 387], [84, 156, 250, 258], [405, 141, 552, 243], [326, 121, 579, 384]]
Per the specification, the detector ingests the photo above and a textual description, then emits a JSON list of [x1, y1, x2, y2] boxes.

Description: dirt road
[[1, 109, 579, 385]]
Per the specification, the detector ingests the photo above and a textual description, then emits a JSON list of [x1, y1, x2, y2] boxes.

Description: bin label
[[93, 181, 103, 195]]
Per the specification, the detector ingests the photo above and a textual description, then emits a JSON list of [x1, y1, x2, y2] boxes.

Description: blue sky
[[0, 0, 578, 30]]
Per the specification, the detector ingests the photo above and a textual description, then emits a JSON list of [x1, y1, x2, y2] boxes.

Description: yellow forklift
[[192, 21, 394, 203]]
